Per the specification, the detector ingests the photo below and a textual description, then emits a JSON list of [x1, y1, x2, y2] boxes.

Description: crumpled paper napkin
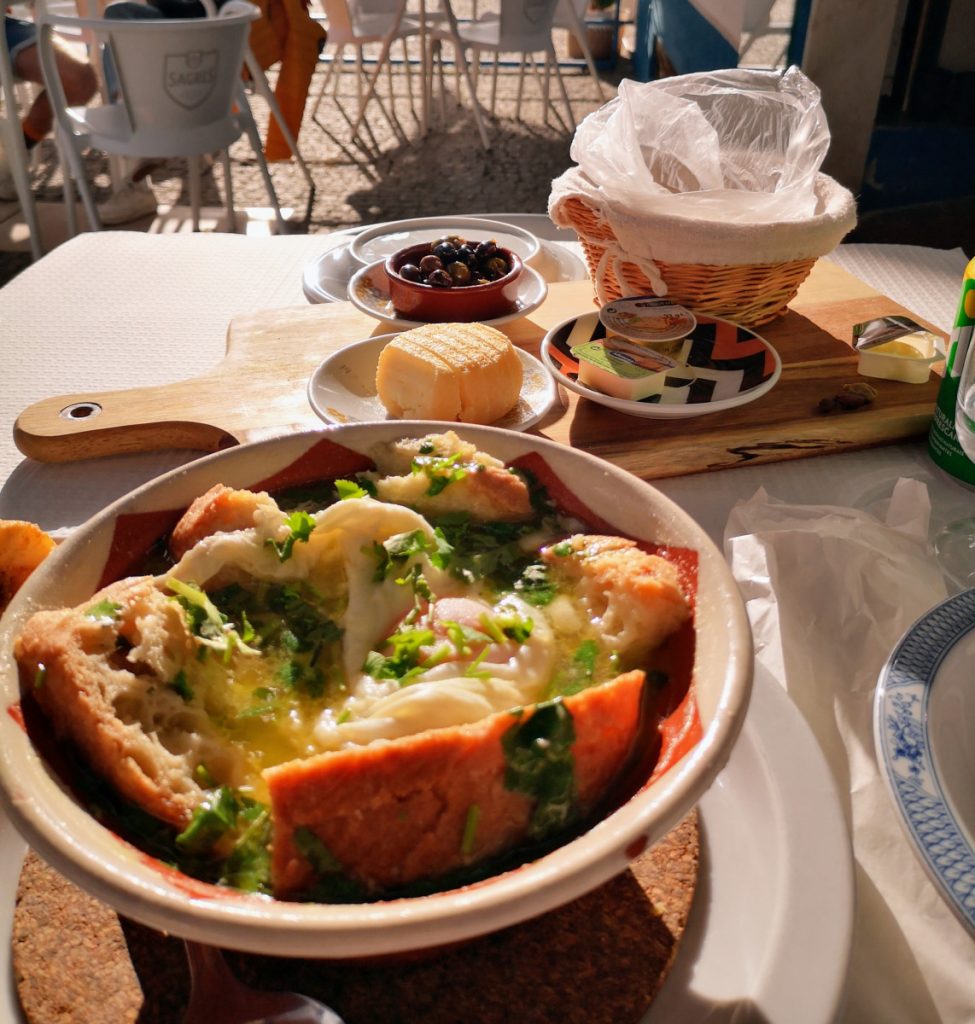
[[724, 479, 974, 1024]]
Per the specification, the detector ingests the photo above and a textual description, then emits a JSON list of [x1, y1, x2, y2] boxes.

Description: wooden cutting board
[[14, 261, 946, 480]]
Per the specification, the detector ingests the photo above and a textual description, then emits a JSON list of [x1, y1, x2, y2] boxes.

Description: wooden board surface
[[15, 261, 946, 481]]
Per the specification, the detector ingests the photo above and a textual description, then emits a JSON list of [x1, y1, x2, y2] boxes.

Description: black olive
[[447, 261, 472, 285], [427, 268, 453, 287], [433, 242, 457, 264], [419, 254, 443, 275], [475, 240, 497, 262], [399, 263, 422, 282], [456, 244, 476, 266], [484, 256, 508, 279]]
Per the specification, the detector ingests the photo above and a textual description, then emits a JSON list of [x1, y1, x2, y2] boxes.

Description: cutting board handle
[[14, 388, 241, 463]]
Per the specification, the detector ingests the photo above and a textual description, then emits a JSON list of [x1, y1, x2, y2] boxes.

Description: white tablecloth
[[1, 228, 973, 1023]]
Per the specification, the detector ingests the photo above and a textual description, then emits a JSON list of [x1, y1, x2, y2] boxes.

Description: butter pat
[[572, 337, 683, 401], [856, 333, 941, 384], [853, 315, 942, 384]]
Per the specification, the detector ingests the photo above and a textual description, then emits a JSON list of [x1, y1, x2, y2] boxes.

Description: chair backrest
[[36, 4, 258, 155], [497, 0, 561, 52]]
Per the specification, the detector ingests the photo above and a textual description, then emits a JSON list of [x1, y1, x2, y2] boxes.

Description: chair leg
[[243, 52, 314, 190], [63, 132, 101, 232], [548, 44, 576, 131], [0, 119, 43, 260], [350, 35, 397, 140], [489, 52, 498, 117], [516, 52, 530, 121], [454, 42, 490, 150], [237, 102, 286, 233], [188, 155, 202, 232], [561, 2, 607, 102], [220, 149, 236, 232]]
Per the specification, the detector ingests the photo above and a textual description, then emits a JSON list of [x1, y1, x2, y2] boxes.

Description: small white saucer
[[303, 239, 584, 305], [307, 334, 559, 432], [541, 311, 782, 419], [346, 261, 549, 328]]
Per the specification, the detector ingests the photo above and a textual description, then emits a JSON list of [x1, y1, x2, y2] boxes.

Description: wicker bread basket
[[549, 168, 858, 326]]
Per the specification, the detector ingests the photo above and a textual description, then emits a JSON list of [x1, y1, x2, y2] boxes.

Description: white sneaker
[[0, 145, 19, 203], [97, 178, 157, 225]]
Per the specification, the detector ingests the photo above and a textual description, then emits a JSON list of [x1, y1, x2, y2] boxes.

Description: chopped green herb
[[502, 698, 577, 840], [168, 670, 194, 702], [175, 786, 239, 854], [334, 479, 370, 500], [194, 763, 217, 788], [221, 808, 271, 893], [461, 804, 481, 857], [84, 599, 121, 622], [266, 510, 316, 563], [411, 452, 468, 496], [551, 541, 575, 557], [294, 826, 344, 875], [514, 562, 558, 606], [33, 664, 46, 689]]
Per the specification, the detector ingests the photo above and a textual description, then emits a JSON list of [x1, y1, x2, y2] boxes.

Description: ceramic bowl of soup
[[0, 422, 752, 958]]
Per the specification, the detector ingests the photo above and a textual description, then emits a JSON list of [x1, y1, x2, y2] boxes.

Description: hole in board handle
[[59, 402, 102, 420]]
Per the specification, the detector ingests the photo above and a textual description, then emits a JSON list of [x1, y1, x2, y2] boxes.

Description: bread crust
[[266, 669, 646, 896], [14, 577, 208, 828]]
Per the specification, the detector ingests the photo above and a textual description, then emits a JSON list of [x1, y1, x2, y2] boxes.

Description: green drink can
[[928, 256, 975, 486]]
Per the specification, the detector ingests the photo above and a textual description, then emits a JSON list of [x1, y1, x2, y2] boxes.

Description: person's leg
[[9, 27, 97, 147]]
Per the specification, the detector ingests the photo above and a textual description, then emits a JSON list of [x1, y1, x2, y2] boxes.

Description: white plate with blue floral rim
[[307, 333, 559, 432], [874, 587, 975, 936]]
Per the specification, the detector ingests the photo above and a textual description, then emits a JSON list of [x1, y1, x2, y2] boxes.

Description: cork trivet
[[13, 810, 698, 1024]]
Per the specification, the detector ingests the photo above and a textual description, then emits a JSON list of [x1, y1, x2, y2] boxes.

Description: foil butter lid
[[599, 296, 697, 344]]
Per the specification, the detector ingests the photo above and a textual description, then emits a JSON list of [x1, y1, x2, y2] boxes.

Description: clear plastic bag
[[569, 67, 832, 224]]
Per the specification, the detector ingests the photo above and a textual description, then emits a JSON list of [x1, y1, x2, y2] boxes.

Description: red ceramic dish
[[385, 242, 523, 323]]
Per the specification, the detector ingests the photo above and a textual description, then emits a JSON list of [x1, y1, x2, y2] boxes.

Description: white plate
[[307, 334, 559, 432], [302, 223, 587, 305], [542, 311, 782, 419], [648, 663, 854, 1022], [874, 587, 975, 937], [0, 665, 850, 1022], [349, 215, 541, 267], [347, 260, 548, 328]]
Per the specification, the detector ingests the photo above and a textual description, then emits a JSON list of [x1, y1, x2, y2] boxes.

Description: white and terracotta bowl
[[0, 423, 752, 958]]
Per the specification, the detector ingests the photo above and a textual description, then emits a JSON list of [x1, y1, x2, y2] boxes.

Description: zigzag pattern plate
[[541, 312, 781, 419], [874, 587, 975, 935]]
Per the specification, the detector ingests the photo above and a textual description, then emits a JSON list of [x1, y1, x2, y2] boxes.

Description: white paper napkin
[[724, 481, 975, 1024]]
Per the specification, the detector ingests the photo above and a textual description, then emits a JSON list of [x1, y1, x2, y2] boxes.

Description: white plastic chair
[[551, 0, 606, 104], [0, 19, 44, 259], [431, 0, 575, 134], [35, 2, 285, 232], [309, 0, 421, 135]]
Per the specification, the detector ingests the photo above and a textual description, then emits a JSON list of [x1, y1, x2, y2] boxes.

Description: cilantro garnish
[[168, 670, 194, 702], [411, 451, 468, 496], [502, 699, 577, 840], [266, 510, 316, 563], [335, 478, 372, 500], [84, 599, 121, 622]]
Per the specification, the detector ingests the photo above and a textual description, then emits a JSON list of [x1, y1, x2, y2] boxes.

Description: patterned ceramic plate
[[541, 312, 781, 419], [874, 587, 975, 936]]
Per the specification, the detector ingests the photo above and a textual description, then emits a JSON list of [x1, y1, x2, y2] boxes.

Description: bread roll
[[375, 322, 523, 424]]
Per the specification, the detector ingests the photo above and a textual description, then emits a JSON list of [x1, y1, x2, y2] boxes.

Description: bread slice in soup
[[13, 431, 692, 900]]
